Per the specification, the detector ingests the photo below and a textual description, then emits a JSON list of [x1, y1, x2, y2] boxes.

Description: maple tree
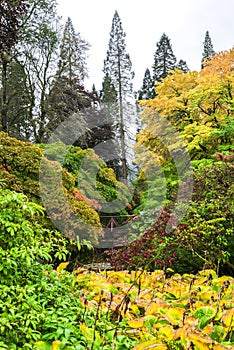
[[137, 49, 234, 161], [130, 49, 234, 277], [0, 132, 129, 246]]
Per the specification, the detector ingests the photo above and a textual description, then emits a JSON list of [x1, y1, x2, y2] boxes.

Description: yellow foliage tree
[[137, 48, 234, 161]]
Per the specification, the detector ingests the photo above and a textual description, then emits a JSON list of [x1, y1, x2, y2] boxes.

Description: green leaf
[[194, 306, 216, 329], [34, 341, 51, 350], [144, 315, 157, 330]]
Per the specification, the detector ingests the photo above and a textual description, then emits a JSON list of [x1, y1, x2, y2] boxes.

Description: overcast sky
[[57, 0, 234, 91]]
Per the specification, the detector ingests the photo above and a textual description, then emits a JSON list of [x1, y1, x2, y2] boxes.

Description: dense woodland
[[0, 0, 233, 349]]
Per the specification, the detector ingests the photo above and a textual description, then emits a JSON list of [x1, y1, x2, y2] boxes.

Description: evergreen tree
[[176, 59, 189, 73], [152, 33, 177, 83], [58, 17, 89, 84], [100, 73, 118, 105], [0, 0, 29, 132], [47, 77, 94, 121], [0, 60, 32, 140], [138, 68, 155, 100], [99, 73, 120, 175], [103, 10, 135, 182], [46, 17, 94, 143], [91, 84, 99, 100], [201, 31, 216, 68]]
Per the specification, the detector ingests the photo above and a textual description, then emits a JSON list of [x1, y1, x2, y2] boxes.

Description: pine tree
[[153, 33, 177, 83], [103, 10, 135, 182], [138, 68, 155, 100], [176, 59, 189, 73], [58, 17, 89, 84], [201, 31, 216, 68]]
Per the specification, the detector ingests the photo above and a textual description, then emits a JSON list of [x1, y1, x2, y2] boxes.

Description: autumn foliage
[[0, 132, 129, 245], [137, 48, 234, 161]]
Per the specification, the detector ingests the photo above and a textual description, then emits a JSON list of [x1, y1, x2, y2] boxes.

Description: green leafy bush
[[0, 189, 137, 349], [173, 156, 234, 274], [0, 188, 67, 284], [0, 132, 103, 244], [108, 155, 234, 275]]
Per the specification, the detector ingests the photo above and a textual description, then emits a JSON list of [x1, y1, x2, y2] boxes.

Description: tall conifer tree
[[100, 73, 117, 105], [1, 60, 32, 140], [47, 17, 93, 142], [0, 0, 29, 132], [152, 33, 177, 83], [103, 10, 134, 182], [138, 68, 155, 100], [58, 17, 89, 83], [201, 31, 216, 68], [176, 59, 189, 73]]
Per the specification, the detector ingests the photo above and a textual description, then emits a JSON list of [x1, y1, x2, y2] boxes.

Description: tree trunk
[[1, 59, 8, 132], [117, 47, 128, 183]]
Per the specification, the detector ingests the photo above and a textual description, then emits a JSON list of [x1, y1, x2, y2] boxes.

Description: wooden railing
[[100, 215, 136, 231], [98, 215, 137, 248]]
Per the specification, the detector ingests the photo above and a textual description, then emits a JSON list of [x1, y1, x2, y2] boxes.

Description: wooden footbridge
[[98, 214, 137, 248]]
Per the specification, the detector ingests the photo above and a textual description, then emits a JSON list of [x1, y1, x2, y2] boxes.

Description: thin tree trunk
[[1, 59, 8, 132], [117, 48, 128, 183], [37, 82, 47, 143]]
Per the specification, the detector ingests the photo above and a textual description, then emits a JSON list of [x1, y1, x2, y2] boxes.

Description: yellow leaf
[[222, 308, 234, 327], [79, 323, 102, 345], [189, 332, 213, 344], [52, 341, 62, 350], [202, 324, 214, 335], [191, 340, 210, 350], [193, 301, 205, 309], [80, 323, 93, 342], [56, 262, 69, 273], [194, 277, 208, 286], [158, 325, 175, 341], [130, 303, 140, 317], [183, 316, 198, 327], [106, 271, 127, 283], [132, 338, 167, 350], [165, 307, 184, 325], [150, 270, 164, 279], [199, 292, 215, 301], [173, 326, 185, 340], [213, 276, 233, 286], [128, 318, 144, 328], [145, 300, 167, 315], [198, 269, 217, 279], [213, 345, 233, 350]]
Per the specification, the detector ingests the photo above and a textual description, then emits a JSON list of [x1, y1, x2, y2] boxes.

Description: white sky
[[57, 0, 234, 91]]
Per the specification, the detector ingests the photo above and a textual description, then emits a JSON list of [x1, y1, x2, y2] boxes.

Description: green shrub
[[0, 133, 103, 244], [0, 189, 138, 349], [107, 155, 234, 275]]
